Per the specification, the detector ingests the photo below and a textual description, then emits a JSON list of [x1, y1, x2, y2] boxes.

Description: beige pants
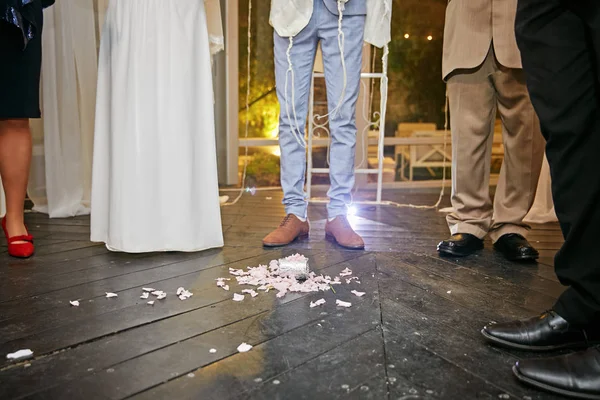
[[446, 46, 544, 242]]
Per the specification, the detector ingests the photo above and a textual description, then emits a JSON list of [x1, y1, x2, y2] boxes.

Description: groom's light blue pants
[[273, 0, 366, 219]]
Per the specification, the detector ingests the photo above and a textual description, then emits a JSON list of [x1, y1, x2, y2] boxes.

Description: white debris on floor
[[69, 300, 80, 307], [217, 254, 369, 310], [310, 299, 326, 308], [105, 292, 118, 298], [216, 278, 230, 291], [6, 349, 33, 360], [140, 292, 149, 299], [336, 300, 352, 308], [242, 289, 258, 298], [177, 287, 193, 301], [150, 290, 167, 300], [225, 256, 343, 299], [237, 343, 252, 353], [142, 288, 155, 292], [147, 301, 155, 306], [209, 349, 217, 353], [233, 294, 245, 302]]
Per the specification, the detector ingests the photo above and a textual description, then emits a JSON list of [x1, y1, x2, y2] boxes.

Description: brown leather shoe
[[262, 214, 310, 247], [325, 216, 365, 250]]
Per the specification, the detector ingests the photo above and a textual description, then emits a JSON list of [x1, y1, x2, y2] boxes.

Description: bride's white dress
[[90, 0, 225, 252]]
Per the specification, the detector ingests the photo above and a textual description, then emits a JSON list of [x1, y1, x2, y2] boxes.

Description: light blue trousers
[[273, 0, 366, 219]]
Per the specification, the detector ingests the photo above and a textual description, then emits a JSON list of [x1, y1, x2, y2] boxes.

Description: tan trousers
[[446, 46, 544, 242]]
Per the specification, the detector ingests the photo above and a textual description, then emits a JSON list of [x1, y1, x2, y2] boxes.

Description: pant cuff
[[284, 205, 308, 220], [327, 201, 348, 219], [554, 297, 586, 327], [488, 224, 529, 243], [449, 222, 487, 240], [554, 289, 600, 328]]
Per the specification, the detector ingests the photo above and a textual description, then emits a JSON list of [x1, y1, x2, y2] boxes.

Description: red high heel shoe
[[2, 217, 34, 258]]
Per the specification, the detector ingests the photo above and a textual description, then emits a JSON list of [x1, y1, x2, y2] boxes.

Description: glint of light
[[245, 187, 257, 195], [268, 127, 279, 139], [404, 33, 410, 39], [427, 35, 433, 41], [347, 206, 359, 225], [273, 148, 281, 157]]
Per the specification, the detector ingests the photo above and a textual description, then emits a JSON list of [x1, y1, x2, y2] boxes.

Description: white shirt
[[269, 0, 392, 48]]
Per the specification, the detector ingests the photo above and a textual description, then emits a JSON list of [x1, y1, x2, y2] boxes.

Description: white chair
[[409, 130, 452, 181], [393, 122, 437, 180]]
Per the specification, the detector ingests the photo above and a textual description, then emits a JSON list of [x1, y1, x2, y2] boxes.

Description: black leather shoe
[[494, 233, 539, 262], [513, 347, 600, 399], [437, 233, 483, 257], [481, 311, 600, 351]]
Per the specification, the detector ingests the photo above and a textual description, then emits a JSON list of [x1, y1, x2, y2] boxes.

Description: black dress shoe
[[494, 233, 539, 262], [437, 233, 483, 257], [481, 310, 600, 351], [513, 347, 600, 399]]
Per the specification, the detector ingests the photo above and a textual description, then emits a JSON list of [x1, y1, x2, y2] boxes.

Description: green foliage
[[387, 0, 448, 128], [237, 0, 449, 136], [245, 152, 281, 186], [239, 0, 280, 138]]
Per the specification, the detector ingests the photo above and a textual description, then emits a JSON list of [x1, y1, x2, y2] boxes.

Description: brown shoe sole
[[262, 233, 309, 248], [325, 233, 365, 250]]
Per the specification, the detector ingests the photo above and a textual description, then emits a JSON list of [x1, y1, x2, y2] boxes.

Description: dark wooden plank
[[14, 244, 110, 265], [0, 250, 366, 368], [128, 261, 380, 400], [377, 267, 568, 361], [25, 216, 90, 227], [0, 251, 150, 283], [0, 245, 110, 270], [381, 298, 561, 399], [383, 327, 514, 399], [0, 247, 269, 343], [237, 330, 387, 400], [9, 254, 377, 399], [376, 253, 541, 322], [0, 191, 569, 399], [24, 224, 91, 234], [0, 238, 69, 250], [1, 287, 285, 398], [0, 247, 264, 305], [397, 251, 565, 300], [415, 244, 561, 283]]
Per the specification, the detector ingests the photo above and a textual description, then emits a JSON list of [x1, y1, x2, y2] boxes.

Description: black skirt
[[0, 0, 43, 119]]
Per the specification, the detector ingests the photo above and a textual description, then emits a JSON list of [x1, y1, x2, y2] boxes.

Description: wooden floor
[[0, 191, 566, 400]]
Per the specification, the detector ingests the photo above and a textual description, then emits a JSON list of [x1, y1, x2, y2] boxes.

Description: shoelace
[[280, 215, 294, 227]]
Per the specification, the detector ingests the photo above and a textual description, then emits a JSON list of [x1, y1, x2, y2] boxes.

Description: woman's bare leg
[[0, 118, 32, 241]]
